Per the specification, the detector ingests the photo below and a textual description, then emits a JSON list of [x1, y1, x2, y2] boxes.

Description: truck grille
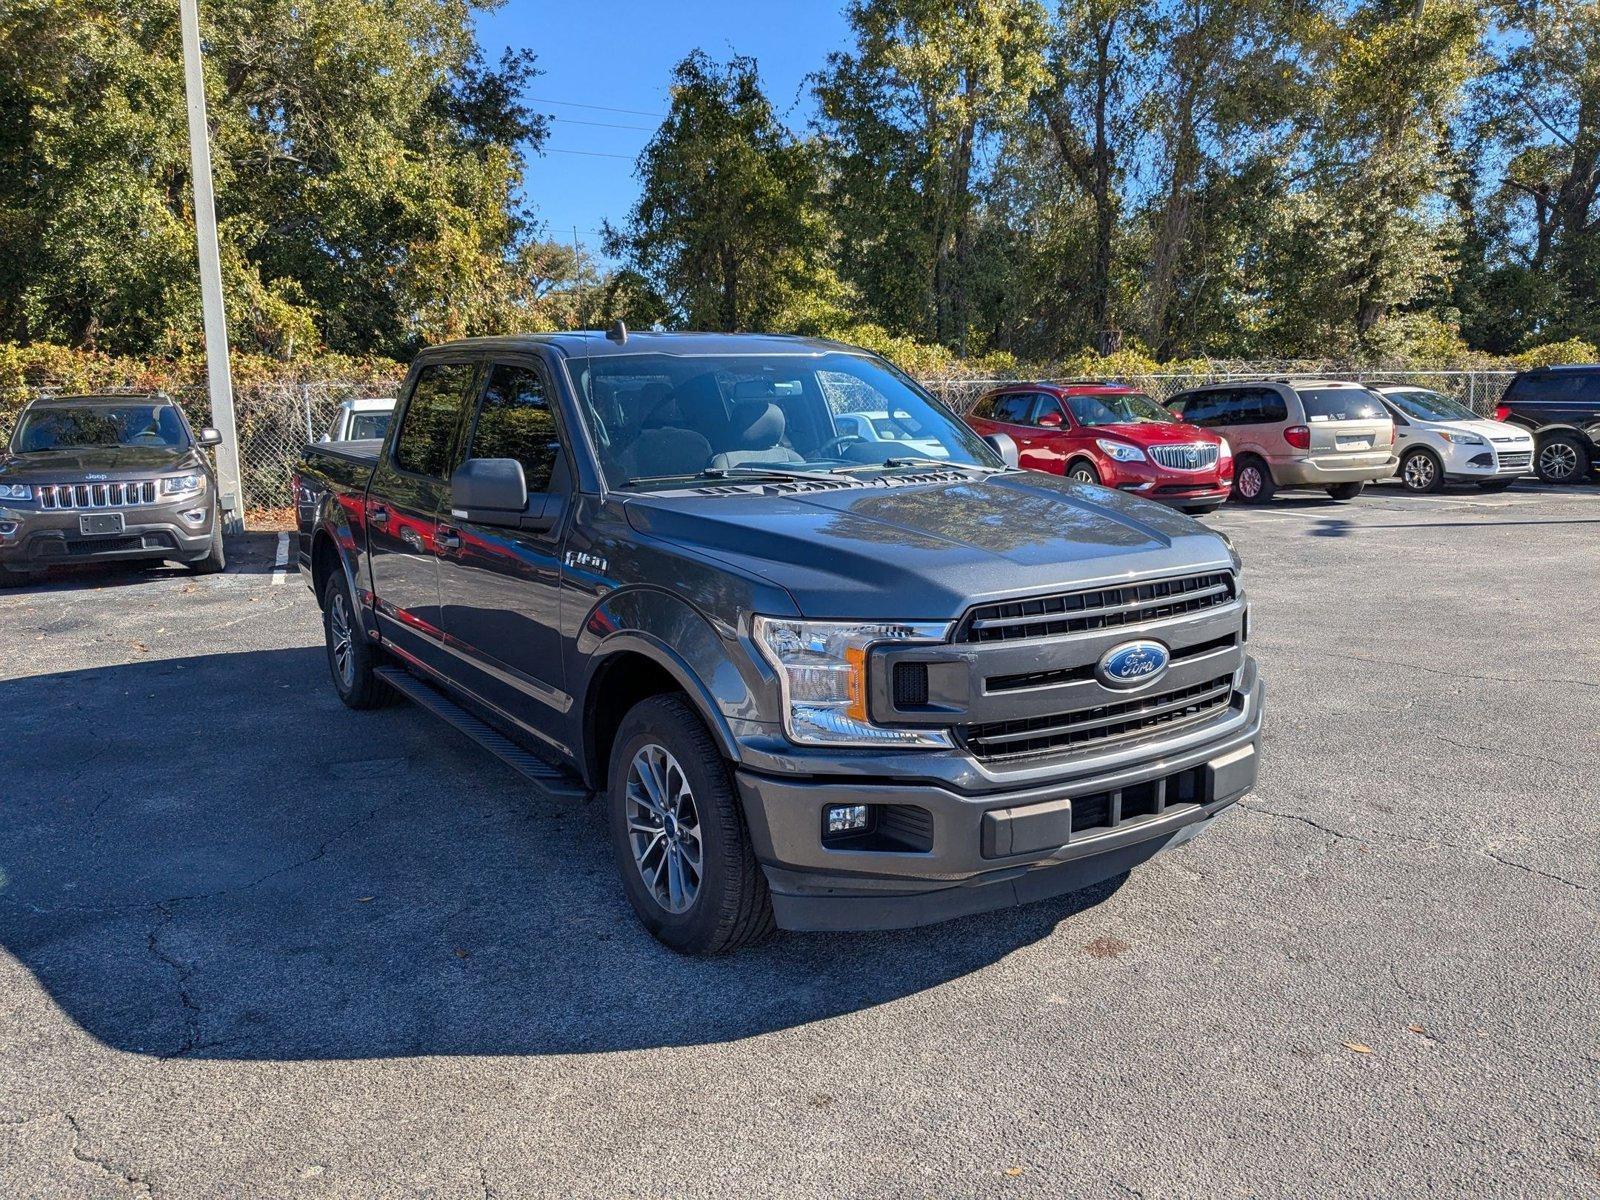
[[959, 672, 1235, 762], [1148, 442, 1219, 471], [1496, 451, 1530, 468], [38, 481, 160, 510], [959, 571, 1235, 644]]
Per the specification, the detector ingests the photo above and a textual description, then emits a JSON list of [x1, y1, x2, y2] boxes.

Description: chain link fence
[[8, 366, 1513, 520]]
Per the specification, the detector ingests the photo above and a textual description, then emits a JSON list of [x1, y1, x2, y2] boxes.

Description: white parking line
[[271, 531, 289, 586]]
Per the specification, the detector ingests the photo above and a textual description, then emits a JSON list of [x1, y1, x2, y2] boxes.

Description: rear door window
[[990, 393, 1038, 424], [1296, 388, 1386, 422], [1175, 390, 1230, 427], [394, 362, 478, 478]]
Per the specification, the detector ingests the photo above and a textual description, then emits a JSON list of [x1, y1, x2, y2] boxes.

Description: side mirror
[[1037, 411, 1063, 429], [197, 427, 222, 447], [983, 432, 1020, 470], [450, 458, 559, 531]]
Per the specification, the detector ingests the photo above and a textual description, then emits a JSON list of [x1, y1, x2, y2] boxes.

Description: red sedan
[[965, 382, 1233, 513]]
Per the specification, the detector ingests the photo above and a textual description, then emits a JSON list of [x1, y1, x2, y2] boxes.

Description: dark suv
[[294, 332, 1263, 953], [1494, 366, 1600, 483]]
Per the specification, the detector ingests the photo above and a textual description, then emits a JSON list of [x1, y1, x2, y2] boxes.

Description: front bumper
[[1441, 443, 1532, 480], [0, 502, 214, 568], [736, 662, 1263, 931], [1100, 459, 1234, 509]]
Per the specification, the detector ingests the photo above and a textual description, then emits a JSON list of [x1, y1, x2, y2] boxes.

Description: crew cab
[[964, 382, 1233, 513], [0, 393, 226, 580], [294, 331, 1263, 954], [1493, 366, 1600, 484]]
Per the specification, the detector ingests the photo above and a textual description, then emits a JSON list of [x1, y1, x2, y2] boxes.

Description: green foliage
[[1512, 338, 1600, 370]]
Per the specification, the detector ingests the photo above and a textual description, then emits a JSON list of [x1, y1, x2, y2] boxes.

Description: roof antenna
[[606, 319, 628, 345]]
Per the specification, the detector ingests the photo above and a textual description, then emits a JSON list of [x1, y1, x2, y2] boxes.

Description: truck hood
[[624, 469, 1234, 620], [0, 445, 203, 480]]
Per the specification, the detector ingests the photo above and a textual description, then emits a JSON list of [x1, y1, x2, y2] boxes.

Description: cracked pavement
[[1, 488, 1597, 1198]]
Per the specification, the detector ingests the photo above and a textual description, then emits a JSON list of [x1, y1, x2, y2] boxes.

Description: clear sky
[[472, 1, 852, 263]]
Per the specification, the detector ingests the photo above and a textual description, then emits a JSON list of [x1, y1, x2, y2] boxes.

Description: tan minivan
[[1167, 379, 1396, 502]]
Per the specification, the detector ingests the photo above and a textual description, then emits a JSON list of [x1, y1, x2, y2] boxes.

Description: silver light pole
[[179, 0, 243, 532]]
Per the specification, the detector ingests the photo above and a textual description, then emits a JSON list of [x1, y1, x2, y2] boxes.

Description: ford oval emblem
[[1096, 639, 1170, 690]]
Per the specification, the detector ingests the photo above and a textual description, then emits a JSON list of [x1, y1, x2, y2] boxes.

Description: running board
[[375, 666, 590, 801]]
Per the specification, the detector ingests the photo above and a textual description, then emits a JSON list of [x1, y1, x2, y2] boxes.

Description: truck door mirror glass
[[983, 432, 1020, 469], [197, 427, 222, 446], [452, 458, 529, 515]]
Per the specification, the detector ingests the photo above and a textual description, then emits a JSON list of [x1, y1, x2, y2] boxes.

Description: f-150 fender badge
[[565, 549, 607, 573], [1096, 639, 1170, 690]]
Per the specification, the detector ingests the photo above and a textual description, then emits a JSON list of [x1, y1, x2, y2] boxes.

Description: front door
[[367, 360, 479, 678], [436, 359, 572, 740]]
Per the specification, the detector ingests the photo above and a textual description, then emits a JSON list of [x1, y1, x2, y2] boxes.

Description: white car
[[1369, 384, 1534, 493], [833, 409, 951, 460], [319, 396, 395, 443]]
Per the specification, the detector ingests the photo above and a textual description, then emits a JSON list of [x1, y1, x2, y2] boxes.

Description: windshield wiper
[[831, 458, 999, 475], [620, 464, 840, 488]]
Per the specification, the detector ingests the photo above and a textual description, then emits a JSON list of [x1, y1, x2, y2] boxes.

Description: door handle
[[437, 527, 461, 551], [370, 505, 389, 525]]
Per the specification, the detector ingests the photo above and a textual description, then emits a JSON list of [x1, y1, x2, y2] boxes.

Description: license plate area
[[1336, 437, 1372, 451], [79, 513, 125, 535]]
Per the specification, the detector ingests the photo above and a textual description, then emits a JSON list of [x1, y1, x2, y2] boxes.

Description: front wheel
[[1066, 459, 1101, 485], [1535, 433, 1590, 484], [189, 517, 227, 574], [1399, 449, 1444, 493], [607, 694, 774, 955], [1232, 456, 1275, 504]]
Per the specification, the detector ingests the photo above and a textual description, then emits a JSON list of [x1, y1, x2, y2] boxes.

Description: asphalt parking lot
[[1, 481, 1596, 1199]]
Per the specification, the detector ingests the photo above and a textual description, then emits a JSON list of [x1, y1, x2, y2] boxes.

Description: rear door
[[366, 359, 479, 677], [1294, 386, 1393, 461], [436, 358, 573, 738]]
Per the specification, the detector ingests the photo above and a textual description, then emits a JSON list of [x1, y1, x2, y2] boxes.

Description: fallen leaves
[[1341, 1041, 1373, 1054], [1082, 936, 1130, 959], [130, 640, 149, 654], [1004, 1167, 1024, 1177]]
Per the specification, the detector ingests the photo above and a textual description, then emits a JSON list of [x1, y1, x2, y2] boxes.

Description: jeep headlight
[[0, 483, 32, 501], [162, 473, 207, 497], [752, 616, 953, 748]]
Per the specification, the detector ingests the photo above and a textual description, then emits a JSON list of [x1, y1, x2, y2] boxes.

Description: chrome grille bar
[[1148, 442, 1219, 471], [38, 480, 160, 510]]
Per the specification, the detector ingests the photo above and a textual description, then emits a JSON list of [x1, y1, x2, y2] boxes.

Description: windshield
[[1065, 391, 1177, 427], [347, 412, 392, 441], [14, 404, 188, 451], [1297, 388, 1387, 421], [567, 351, 998, 487], [1380, 388, 1477, 423]]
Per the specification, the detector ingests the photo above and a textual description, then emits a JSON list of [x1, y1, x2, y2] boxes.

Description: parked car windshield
[[13, 403, 189, 451], [1065, 391, 1178, 427], [568, 351, 999, 487], [1380, 388, 1477, 423], [1297, 388, 1387, 421]]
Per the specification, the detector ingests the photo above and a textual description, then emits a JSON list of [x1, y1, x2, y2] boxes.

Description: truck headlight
[[0, 483, 32, 501], [752, 616, 953, 748], [1095, 439, 1147, 462], [162, 473, 207, 497]]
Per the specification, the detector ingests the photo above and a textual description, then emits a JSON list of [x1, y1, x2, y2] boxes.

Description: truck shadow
[[0, 646, 1122, 1060]]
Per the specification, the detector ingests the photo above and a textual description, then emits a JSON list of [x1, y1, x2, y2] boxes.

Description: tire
[[1326, 482, 1365, 501], [189, 518, 227, 574], [1066, 459, 1101, 485], [321, 569, 393, 710], [1535, 432, 1590, 484], [607, 694, 774, 955], [1398, 449, 1444, 494], [1232, 455, 1275, 504], [1476, 478, 1516, 492]]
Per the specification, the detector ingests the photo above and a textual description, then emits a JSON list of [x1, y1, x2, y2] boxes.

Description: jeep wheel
[[321, 570, 393, 710], [1399, 449, 1444, 493], [1232, 456, 1274, 504], [189, 519, 227, 574], [1066, 459, 1100, 485], [1535, 433, 1590, 484], [607, 694, 773, 955]]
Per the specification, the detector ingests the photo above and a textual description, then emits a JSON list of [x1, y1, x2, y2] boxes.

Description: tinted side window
[[1248, 387, 1290, 424], [394, 363, 476, 478], [1177, 390, 1227, 427], [470, 364, 561, 492], [970, 395, 997, 419], [1516, 372, 1600, 402], [992, 394, 1037, 424]]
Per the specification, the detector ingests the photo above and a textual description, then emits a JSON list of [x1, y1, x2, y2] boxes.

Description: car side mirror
[[450, 458, 558, 532], [1037, 411, 1063, 429], [983, 432, 1020, 470], [197, 427, 222, 447]]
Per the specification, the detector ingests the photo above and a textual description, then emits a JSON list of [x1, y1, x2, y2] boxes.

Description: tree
[[607, 51, 826, 332], [0, 0, 548, 357], [815, 0, 1049, 352]]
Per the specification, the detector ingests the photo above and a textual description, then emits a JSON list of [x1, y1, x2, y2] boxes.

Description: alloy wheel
[[1070, 466, 1097, 484], [1402, 453, 1437, 490], [624, 744, 703, 914], [1539, 442, 1579, 481], [1238, 465, 1262, 498], [329, 591, 354, 690]]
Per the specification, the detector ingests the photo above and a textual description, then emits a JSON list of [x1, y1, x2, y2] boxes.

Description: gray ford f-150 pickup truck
[[294, 330, 1263, 954]]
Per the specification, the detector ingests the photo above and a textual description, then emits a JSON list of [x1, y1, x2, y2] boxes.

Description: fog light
[[826, 804, 869, 834], [180, 508, 207, 526], [0, 521, 16, 539]]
